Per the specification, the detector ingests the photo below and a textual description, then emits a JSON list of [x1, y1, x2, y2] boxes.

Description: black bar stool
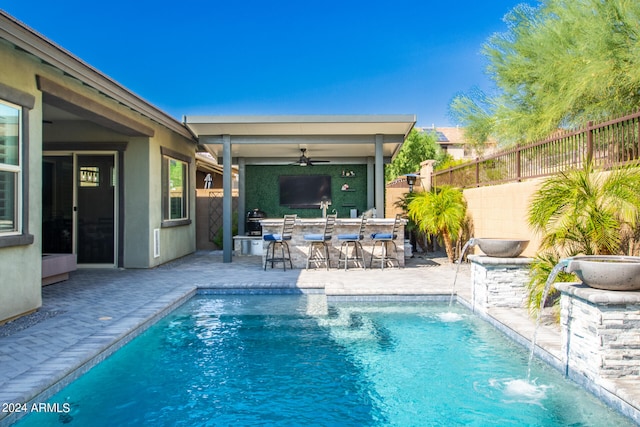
[[337, 217, 367, 270], [369, 213, 402, 269], [263, 214, 297, 270], [304, 214, 337, 270]]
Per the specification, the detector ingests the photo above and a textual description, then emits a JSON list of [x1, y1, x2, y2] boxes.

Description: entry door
[[76, 154, 115, 265], [42, 153, 116, 266]]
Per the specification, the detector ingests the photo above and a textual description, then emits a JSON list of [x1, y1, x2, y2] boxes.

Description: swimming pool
[[14, 294, 634, 426]]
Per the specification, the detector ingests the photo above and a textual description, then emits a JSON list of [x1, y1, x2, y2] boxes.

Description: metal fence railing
[[432, 110, 640, 188]]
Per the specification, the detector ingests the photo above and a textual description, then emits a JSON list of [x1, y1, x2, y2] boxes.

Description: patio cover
[[183, 115, 416, 262]]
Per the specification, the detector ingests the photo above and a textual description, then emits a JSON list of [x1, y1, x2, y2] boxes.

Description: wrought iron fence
[[432, 111, 640, 188]]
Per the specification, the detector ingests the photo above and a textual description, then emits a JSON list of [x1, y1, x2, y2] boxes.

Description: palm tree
[[393, 192, 429, 253], [526, 160, 640, 314], [528, 161, 640, 255], [407, 186, 466, 262]]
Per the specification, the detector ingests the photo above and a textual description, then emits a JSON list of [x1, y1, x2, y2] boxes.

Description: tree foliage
[[450, 0, 640, 144], [407, 186, 467, 262], [385, 128, 444, 181], [528, 161, 640, 255], [526, 161, 640, 315]]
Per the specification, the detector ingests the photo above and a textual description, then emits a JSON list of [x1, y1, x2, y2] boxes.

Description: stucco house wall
[[0, 40, 43, 322], [145, 126, 196, 267], [0, 17, 196, 322]]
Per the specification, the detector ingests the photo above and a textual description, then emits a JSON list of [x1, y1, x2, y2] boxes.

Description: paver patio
[[0, 251, 635, 426]]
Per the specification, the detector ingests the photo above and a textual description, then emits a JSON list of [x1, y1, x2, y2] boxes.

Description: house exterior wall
[[146, 126, 196, 267], [0, 39, 44, 322], [0, 35, 196, 322], [123, 137, 151, 267], [39, 79, 196, 268]]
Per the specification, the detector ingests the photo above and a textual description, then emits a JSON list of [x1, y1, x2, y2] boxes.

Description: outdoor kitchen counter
[[260, 217, 405, 268]]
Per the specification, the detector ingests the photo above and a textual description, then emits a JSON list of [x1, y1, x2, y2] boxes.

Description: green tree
[[528, 162, 640, 256], [385, 128, 443, 181], [407, 186, 466, 262], [448, 88, 496, 154], [451, 0, 640, 144], [526, 161, 640, 314]]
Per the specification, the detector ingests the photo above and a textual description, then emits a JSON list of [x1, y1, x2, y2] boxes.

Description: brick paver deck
[[0, 252, 637, 426]]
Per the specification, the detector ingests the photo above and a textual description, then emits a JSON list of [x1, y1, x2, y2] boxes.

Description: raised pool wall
[[556, 283, 640, 420], [468, 255, 533, 312], [467, 255, 640, 424]]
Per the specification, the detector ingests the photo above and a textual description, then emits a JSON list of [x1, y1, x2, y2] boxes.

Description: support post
[[374, 134, 384, 217], [367, 156, 374, 209], [237, 158, 246, 236], [222, 134, 232, 263]]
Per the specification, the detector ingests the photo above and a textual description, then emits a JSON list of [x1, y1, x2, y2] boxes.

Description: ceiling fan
[[292, 148, 330, 166]]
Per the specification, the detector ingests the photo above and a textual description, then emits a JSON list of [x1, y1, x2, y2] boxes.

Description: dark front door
[[76, 155, 115, 264]]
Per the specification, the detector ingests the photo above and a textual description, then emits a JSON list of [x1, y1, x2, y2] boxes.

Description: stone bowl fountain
[[565, 255, 640, 291], [475, 238, 529, 258]]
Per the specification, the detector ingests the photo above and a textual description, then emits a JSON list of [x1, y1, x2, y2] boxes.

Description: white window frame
[[0, 99, 22, 236]]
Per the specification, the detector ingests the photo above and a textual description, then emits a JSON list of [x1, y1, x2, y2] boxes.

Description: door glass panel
[[42, 156, 73, 254], [77, 155, 115, 264]]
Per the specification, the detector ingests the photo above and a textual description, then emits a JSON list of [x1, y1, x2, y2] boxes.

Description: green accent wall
[[246, 164, 368, 218]]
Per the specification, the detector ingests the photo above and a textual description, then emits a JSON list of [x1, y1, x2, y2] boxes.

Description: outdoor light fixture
[[404, 173, 418, 192]]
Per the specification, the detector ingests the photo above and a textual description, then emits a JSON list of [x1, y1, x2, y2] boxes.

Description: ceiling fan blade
[[292, 148, 329, 166]]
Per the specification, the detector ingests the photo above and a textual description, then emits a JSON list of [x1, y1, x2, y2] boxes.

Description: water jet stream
[[527, 257, 571, 379], [449, 238, 476, 306]]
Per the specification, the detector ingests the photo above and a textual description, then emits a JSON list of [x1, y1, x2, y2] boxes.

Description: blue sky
[[2, 0, 526, 127]]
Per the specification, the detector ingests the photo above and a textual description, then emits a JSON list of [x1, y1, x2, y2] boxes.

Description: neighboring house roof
[[418, 126, 498, 158], [195, 152, 238, 175], [0, 10, 194, 141], [419, 126, 466, 147]]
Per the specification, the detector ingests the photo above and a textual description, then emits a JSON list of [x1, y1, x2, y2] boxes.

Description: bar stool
[[263, 214, 297, 270], [337, 217, 367, 270], [304, 214, 337, 270], [369, 213, 402, 269]]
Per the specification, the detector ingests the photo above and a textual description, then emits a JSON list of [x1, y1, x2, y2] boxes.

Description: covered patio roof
[[183, 115, 416, 163], [183, 114, 416, 263]]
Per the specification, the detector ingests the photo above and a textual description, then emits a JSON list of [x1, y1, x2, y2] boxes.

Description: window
[[0, 100, 21, 235], [161, 147, 191, 225]]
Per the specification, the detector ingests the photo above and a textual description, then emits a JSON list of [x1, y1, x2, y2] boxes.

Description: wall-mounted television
[[279, 175, 331, 208]]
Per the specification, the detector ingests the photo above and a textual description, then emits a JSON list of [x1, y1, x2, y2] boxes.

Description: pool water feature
[[528, 257, 571, 380], [15, 295, 634, 426], [449, 238, 475, 306]]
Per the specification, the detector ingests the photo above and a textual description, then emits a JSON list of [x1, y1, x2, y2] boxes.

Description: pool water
[[16, 295, 634, 426]]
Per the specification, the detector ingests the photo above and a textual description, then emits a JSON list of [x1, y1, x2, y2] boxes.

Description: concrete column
[[375, 134, 384, 217], [222, 134, 232, 263], [237, 158, 246, 236], [367, 156, 374, 209], [419, 160, 436, 192]]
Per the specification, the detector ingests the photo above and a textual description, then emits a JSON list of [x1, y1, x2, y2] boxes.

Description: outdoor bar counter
[[260, 217, 406, 268]]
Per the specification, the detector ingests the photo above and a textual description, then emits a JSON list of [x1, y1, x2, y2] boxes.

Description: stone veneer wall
[[556, 283, 640, 381], [261, 218, 405, 269], [468, 255, 533, 312]]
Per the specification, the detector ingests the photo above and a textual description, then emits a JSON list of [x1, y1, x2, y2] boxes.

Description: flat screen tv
[[279, 175, 331, 208]]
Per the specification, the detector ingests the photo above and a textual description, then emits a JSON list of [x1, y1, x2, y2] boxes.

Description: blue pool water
[[16, 295, 634, 426]]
